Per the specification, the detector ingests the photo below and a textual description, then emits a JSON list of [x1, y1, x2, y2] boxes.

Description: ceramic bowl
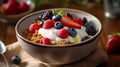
[[0, 0, 35, 24], [15, 8, 102, 66]]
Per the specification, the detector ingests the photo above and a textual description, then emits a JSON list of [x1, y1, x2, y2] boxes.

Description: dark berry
[[82, 17, 88, 25], [52, 14, 62, 21], [38, 15, 43, 20], [85, 21, 97, 36], [42, 10, 53, 20], [54, 21, 64, 29], [67, 13, 73, 19], [81, 36, 90, 41], [39, 37, 51, 45], [3, 0, 8, 3], [68, 28, 77, 37], [57, 29, 68, 39], [12, 56, 21, 65]]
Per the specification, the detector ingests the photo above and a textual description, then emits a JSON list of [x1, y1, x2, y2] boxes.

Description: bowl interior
[[16, 8, 102, 47]]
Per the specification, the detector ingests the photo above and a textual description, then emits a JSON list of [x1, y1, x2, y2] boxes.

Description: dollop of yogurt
[[38, 26, 88, 43]]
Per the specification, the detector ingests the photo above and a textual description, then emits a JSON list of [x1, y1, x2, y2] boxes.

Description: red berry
[[57, 29, 68, 39], [29, 23, 40, 33], [18, 2, 30, 13], [73, 18, 83, 25], [43, 19, 54, 29], [61, 16, 81, 28], [39, 37, 51, 45]]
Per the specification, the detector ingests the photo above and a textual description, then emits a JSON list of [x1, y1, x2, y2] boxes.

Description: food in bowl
[[16, 8, 102, 65], [0, 0, 30, 15], [22, 9, 97, 46]]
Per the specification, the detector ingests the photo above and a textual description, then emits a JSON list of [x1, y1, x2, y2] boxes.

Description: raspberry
[[74, 18, 83, 25], [39, 37, 51, 45], [29, 23, 40, 33], [57, 29, 68, 39], [43, 19, 54, 29]]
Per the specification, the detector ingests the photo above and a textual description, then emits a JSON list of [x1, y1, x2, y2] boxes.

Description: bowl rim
[[15, 8, 102, 48]]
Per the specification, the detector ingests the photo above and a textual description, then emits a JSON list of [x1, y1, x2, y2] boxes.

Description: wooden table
[[0, 2, 120, 67]]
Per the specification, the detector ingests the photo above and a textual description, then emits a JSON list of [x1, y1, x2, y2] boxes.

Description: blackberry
[[42, 10, 53, 20], [82, 17, 88, 25], [85, 21, 97, 36], [81, 36, 90, 41]]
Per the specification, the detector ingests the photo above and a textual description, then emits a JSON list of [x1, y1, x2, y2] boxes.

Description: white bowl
[[15, 8, 102, 66], [0, 0, 35, 24]]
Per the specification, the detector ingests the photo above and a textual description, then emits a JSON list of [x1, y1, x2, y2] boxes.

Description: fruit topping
[[85, 21, 97, 36], [43, 19, 54, 29], [106, 32, 120, 53], [74, 18, 83, 25], [29, 23, 40, 33], [54, 21, 64, 29], [81, 36, 91, 41], [66, 13, 73, 19], [12, 56, 21, 65], [18, 1, 30, 13], [42, 10, 53, 20], [57, 29, 68, 39], [39, 37, 51, 45], [82, 17, 88, 25], [52, 14, 62, 21], [0, 0, 30, 15], [68, 28, 77, 37], [61, 16, 81, 28]]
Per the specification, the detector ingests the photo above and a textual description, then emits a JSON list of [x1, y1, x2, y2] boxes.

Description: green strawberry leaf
[[109, 32, 120, 36]]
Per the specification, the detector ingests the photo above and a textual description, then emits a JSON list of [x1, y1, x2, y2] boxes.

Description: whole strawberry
[[106, 32, 120, 53]]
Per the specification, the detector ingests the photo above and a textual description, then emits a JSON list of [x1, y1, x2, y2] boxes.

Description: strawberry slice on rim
[[61, 16, 81, 28]]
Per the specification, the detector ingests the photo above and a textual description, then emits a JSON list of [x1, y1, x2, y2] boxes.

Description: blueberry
[[52, 14, 62, 21], [82, 17, 88, 25], [38, 15, 43, 20], [54, 21, 64, 29], [85, 21, 97, 36], [81, 36, 90, 41], [67, 13, 73, 19], [68, 28, 77, 37], [12, 56, 21, 65]]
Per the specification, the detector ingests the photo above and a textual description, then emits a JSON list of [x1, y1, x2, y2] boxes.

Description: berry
[[43, 19, 54, 29], [66, 13, 73, 19], [74, 18, 83, 25], [61, 16, 81, 28], [68, 28, 77, 37], [3, 0, 8, 3], [42, 10, 53, 20], [82, 17, 88, 25], [52, 14, 62, 21], [106, 32, 120, 53], [38, 15, 43, 20], [85, 21, 97, 36], [12, 56, 21, 65], [29, 23, 40, 33], [18, 1, 29, 13], [54, 21, 64, 29], [39, 37, 51, 45], [57, 29, 68, 39], [81, 36, 90, 41]]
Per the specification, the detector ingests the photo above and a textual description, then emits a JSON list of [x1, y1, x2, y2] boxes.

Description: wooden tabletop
[[0, 2, 120, 67]]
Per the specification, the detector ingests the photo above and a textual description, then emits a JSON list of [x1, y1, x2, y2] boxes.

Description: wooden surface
[[0, 2, 120, 67]]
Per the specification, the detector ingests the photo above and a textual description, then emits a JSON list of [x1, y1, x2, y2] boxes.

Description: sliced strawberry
[[61, 16, 81, 28], [73, 18, 83, 25]]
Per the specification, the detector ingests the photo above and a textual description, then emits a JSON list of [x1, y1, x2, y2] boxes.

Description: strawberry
[[73, 18, 83, 25], [61, 16, 81, 28], [106, 32, 120, 53], [29, 23, 40, 33], [18, 1, 29, 13]]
